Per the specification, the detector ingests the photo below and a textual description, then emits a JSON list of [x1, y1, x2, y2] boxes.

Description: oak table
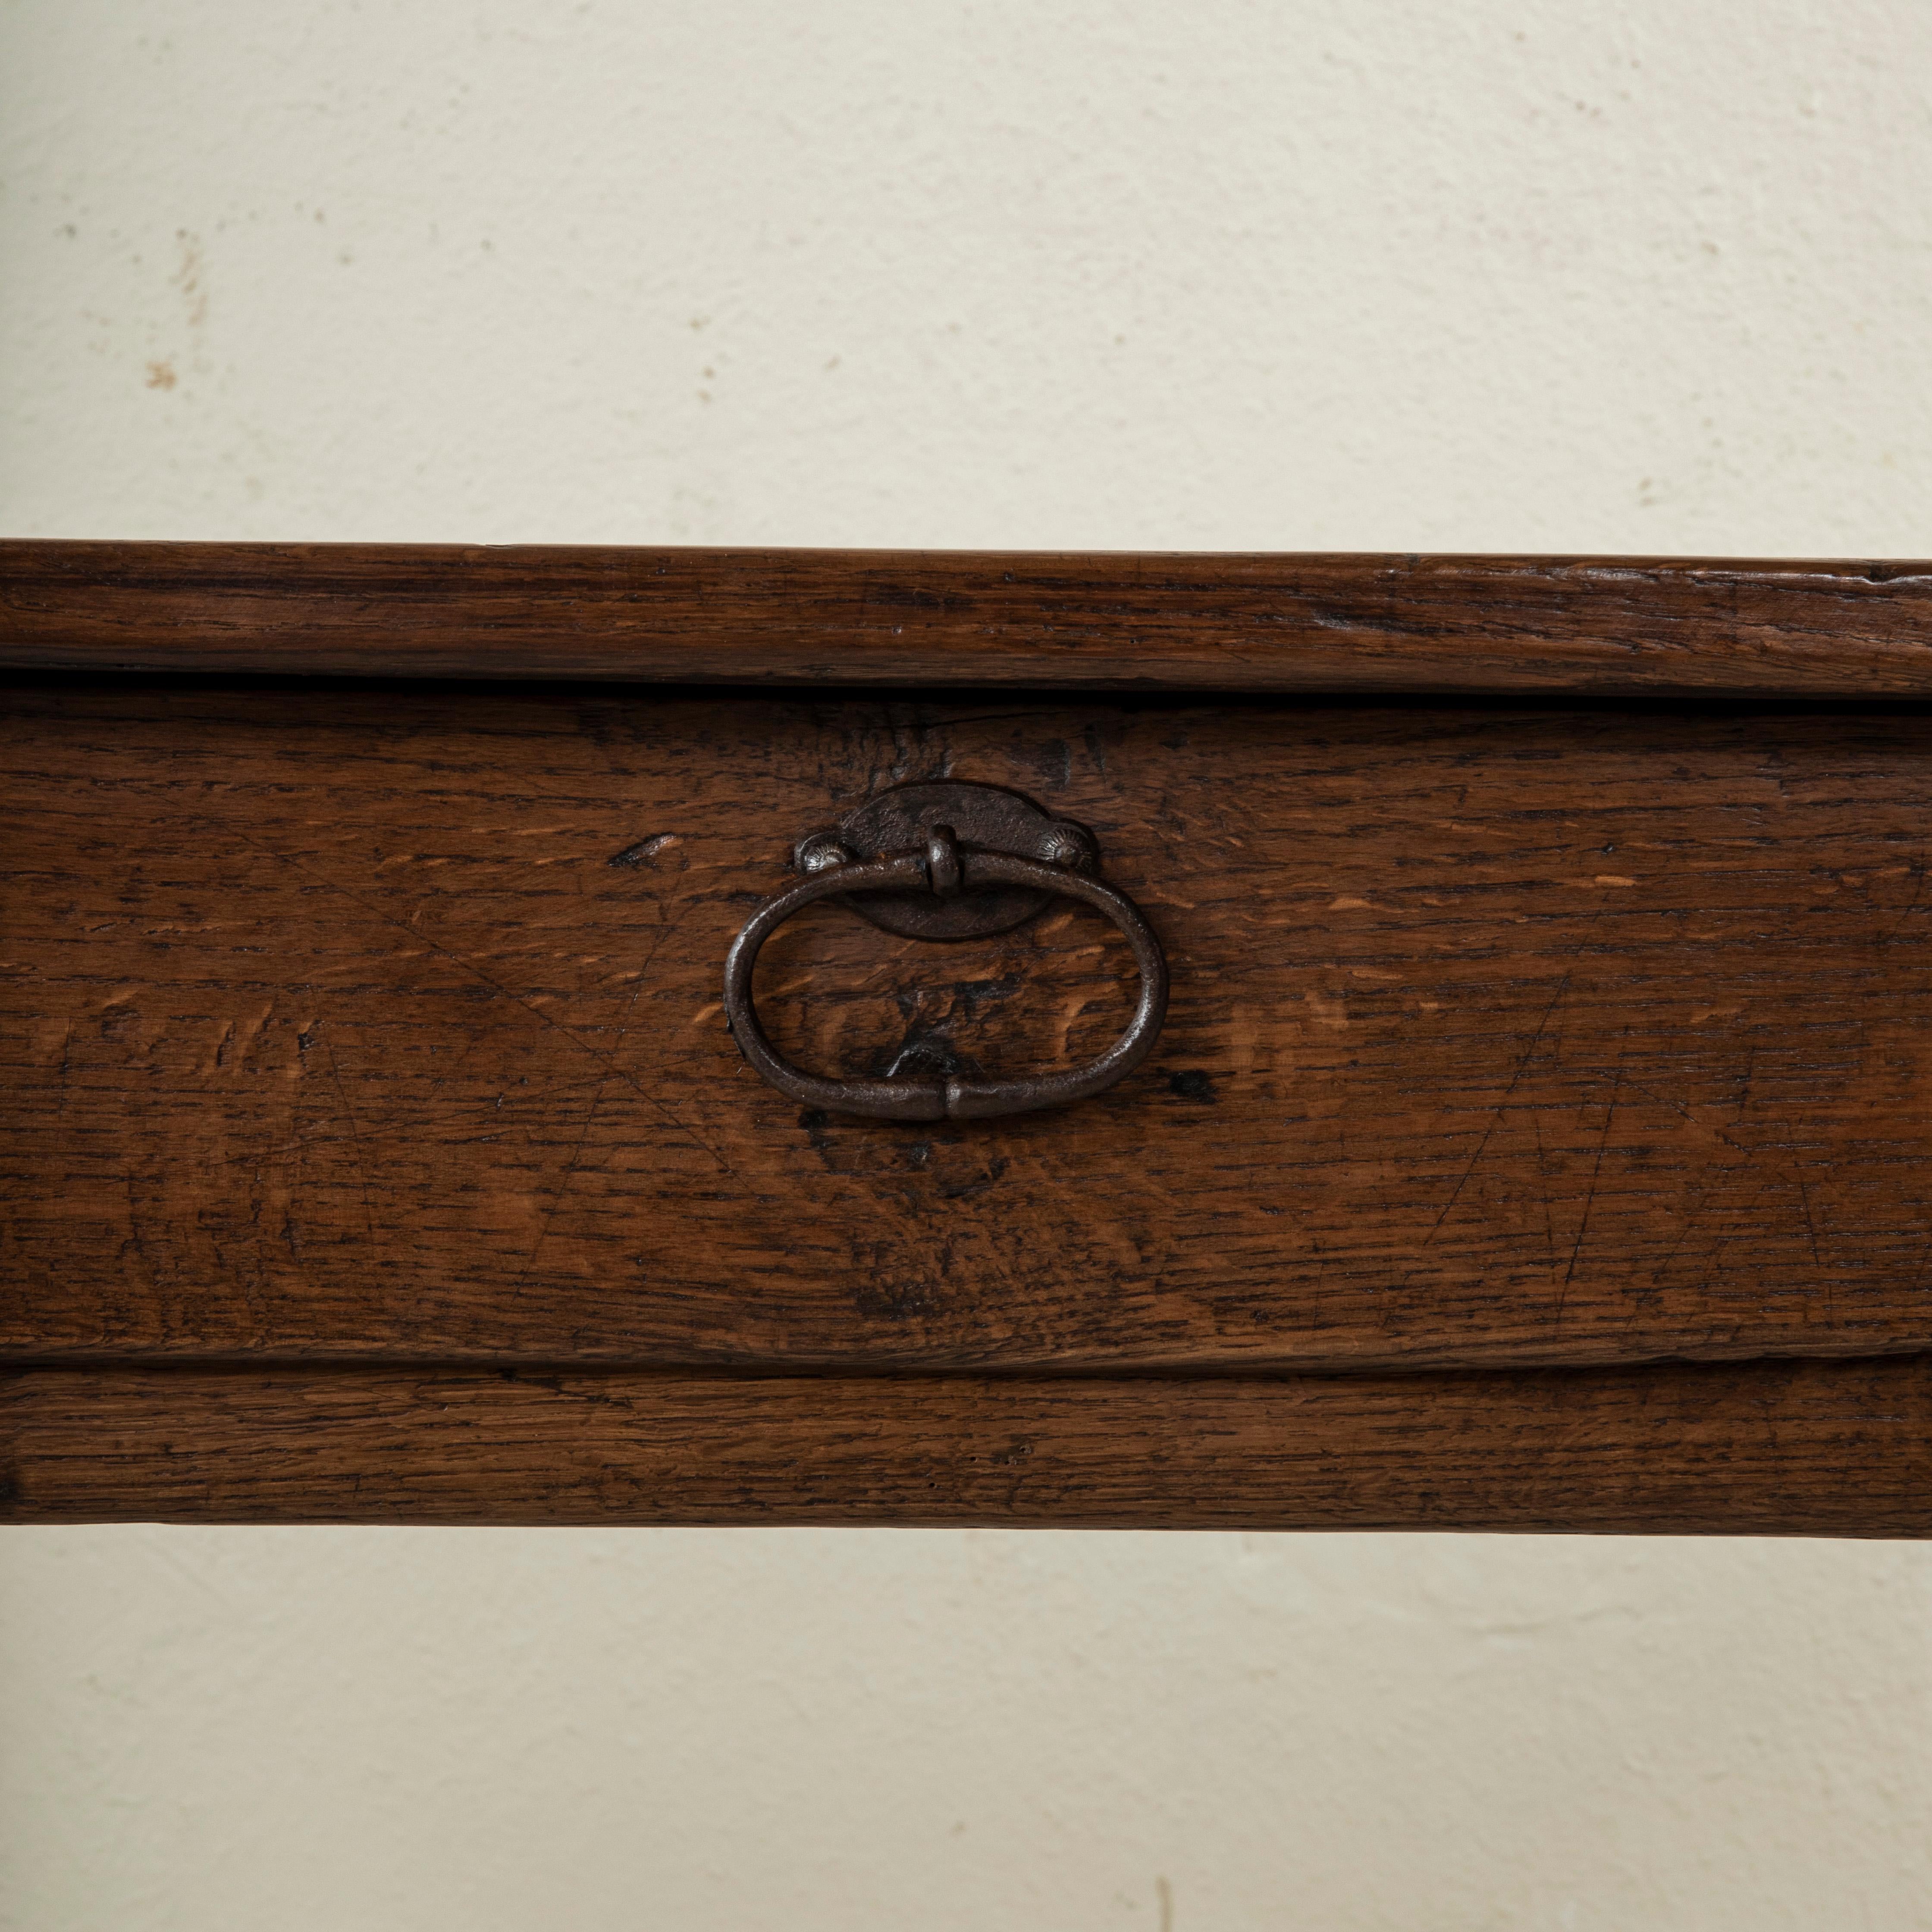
[[3, 543, 1928, 1534]]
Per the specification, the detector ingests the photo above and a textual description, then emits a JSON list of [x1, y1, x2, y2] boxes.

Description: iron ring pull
[[723, 829, 1169, 1122]]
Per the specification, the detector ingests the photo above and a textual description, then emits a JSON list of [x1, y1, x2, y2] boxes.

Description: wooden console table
[[3, 543, 1927, 1533]]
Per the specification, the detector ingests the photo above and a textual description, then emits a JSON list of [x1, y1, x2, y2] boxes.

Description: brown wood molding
[[4, 541, 1930, 693], [3, 1356, 1926, 1534]]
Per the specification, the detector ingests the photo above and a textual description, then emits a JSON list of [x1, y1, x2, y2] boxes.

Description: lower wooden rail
[[3, 1355, 1926, 1534]]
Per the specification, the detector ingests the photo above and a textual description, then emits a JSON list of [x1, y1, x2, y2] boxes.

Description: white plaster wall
[[1, 3, 1929, 1927]]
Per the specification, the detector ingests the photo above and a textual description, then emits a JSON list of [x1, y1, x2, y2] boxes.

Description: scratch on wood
[[320, 1026, 378, 1243], [1557, 1062, 1625, 1330], [520, 1076, 609, 1289], [1427, 972, 1571, 1243]]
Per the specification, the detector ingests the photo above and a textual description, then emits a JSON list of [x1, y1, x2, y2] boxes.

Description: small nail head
[[1040, 823, 1095, 870], [796, 832, 853, 874]]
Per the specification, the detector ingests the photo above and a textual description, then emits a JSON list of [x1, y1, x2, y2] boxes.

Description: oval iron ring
[[723, 831, 1168, 1122]]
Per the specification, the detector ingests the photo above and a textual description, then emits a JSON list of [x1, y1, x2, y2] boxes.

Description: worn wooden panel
[[3, 542, 1931, 693], [3, 1357, 1926, 1534], [5, 680, 1932, 1372]]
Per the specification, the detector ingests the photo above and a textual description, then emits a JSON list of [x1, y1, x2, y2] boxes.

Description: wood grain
[[4, 543, 1931, 694], [3, 1356, 1925, 1534], [7, 680, 1932, 1375]]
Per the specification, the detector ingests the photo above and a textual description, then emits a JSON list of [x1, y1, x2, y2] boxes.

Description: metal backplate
[[798, 780, 1097, 941]]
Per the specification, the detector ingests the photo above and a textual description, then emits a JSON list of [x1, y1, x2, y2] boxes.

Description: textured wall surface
[[3, 3, 1931, 1927]]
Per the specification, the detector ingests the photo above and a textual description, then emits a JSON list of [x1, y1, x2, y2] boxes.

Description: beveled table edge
[[4, 542, 1931, 695]]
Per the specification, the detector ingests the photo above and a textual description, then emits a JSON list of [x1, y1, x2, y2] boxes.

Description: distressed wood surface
[[3, 1356, 1925, 1534], [6, 679, 1932, 1375], [4, 542, 1932, 694]]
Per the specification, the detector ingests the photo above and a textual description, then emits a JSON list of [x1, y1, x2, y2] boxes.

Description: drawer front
[[6, 679, 1930, 1375]]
